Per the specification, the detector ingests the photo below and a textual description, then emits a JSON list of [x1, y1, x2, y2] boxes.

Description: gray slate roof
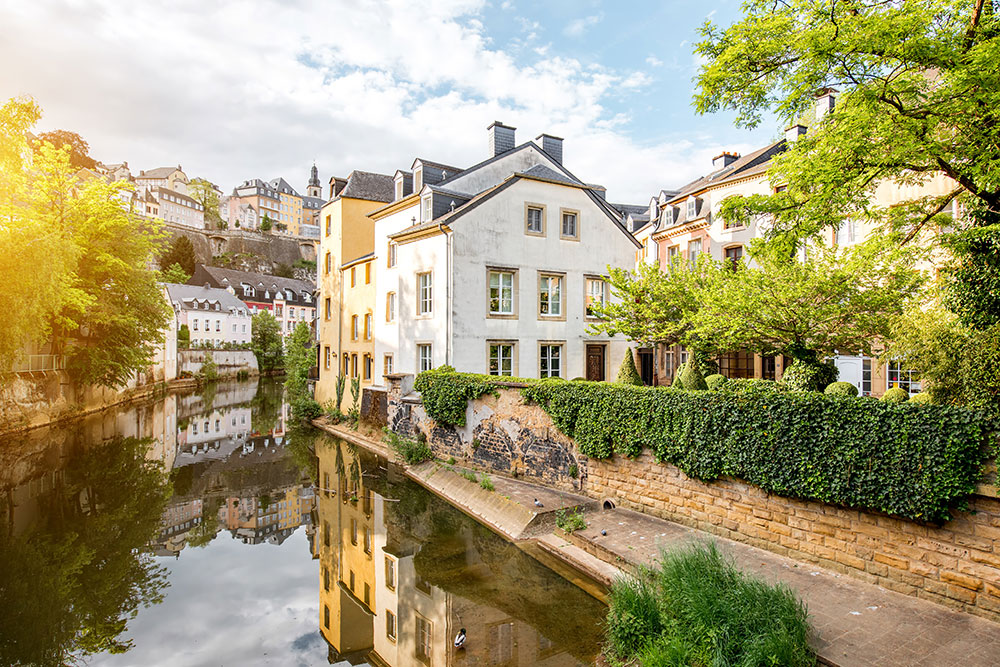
[[164, 283, 249, 314], [341, 170, 394, 203], [190, 265, 314, 305], [138, 166, 182, 179], [520, 164, 581, 185]]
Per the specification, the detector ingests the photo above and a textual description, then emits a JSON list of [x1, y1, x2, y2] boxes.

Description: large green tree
[[35, 129, 97, 170], [251, 311, 284, 372], [158, 235, 197, 276], [284, 321, 315, 400]]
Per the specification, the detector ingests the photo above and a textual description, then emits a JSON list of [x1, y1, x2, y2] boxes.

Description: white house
[[370, 122, 640, 381], [165, 283, 252, 347]]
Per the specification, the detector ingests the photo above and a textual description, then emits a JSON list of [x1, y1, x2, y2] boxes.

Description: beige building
[[315, 171, 394, 409]]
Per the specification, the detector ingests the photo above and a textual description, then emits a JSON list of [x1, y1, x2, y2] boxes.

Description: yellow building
[[315, 171, 395, 409]]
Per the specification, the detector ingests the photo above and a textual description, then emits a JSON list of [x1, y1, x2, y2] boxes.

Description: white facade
[[166, 284, 252, 347]]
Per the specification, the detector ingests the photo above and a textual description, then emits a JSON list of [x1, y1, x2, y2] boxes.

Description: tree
[[284, 321, 315, 400], [188, 177, 223, 229], [260, 214, 273, 232], [158, 235, 197, 276], [251, 311, 283, 372], [616, 349, 643, 385], [159, 263, 190, 284], [696, 0, 1000, 246], [35, 129, 96, 169]]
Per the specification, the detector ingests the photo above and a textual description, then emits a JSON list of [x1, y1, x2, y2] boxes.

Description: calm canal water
[[0, 378, 606, 666]]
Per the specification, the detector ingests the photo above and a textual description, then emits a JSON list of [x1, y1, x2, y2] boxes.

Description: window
[[325, 298, 331, 320], [762, 355, 777, 381], [323, 521, 330, 546], [349, 570, 355, 591], [351, 353, 358, 378], [836, 220, 856, 245], [422, 197, 432, 222], [323, 605, 330, 630], [687, 197, 698, 219], [323, 567, 330, 592], [324, 346, 331, 370], [418, 344, 433, 372], [325, 252, 331, 275], [584, 278, 606, 318], [489, 342, 515, 376], [386, 292, 396, 322], [386, 610, 397, 641], [364, 526, 372, 554], [192, 319, 198, 331], [688, 238, 703, 265], [350, 266, 356, 287], [364, 313, 372, 340], [525, 204, 544, 235], [862, 357, 872, 395], [325, 214, 331, 236], [719, 351, 754, 379], [416, 616, 433, 662], [385, 556, 396, 590], [364, 354, 373, 380], [343, 354, 349, 375], [384, 354, 394, 376], [350, 518, 358, 545], [387, 241, 397, 268], [489, 270, 515, 315], [289, 307, 295, 318], [417, 272, 433, 315], [561, 210, 578, 239], [365, 262, 371, 284], [724, 245, 743, 270], [666, 245, 680, 266], [888, 361, 920, 395], [539, 274, 562, 317], [352, 315, 359, 340], [540, 344, 562, 378]]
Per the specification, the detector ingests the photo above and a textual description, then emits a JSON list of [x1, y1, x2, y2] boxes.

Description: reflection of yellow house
[[317, 439, 377, 660], [316, 171, 394, 409]]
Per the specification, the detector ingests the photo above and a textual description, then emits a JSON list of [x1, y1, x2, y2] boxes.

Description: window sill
[[525, 230, 545, 237], [487, 313, 518, 320], [538, 314, 567, 322], [560, 235, 580, 242]]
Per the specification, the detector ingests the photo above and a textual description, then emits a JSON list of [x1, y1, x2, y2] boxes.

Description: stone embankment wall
[[384, 374, 1000, 622], [165, 222, 316, 281], [178, 350, 258, 378]]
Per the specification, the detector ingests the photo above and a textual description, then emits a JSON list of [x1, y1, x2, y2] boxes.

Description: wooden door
[[586, 345, 605, 381]]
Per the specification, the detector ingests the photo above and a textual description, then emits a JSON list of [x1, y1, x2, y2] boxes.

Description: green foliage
[[447, 456, 456, 465], [251, 311, 284, 372], [704, 373, 727, 391], [781, 358, 838, 392], [159, 235, 197, 276], [717, 378, 786, 396], [187, 177, 222, 229], [260, 214, 273, 232], [284, 321, 315, 401], [520, 378, 991, 522], [322, 399, 345, 423], [479, 473, 495, 491], [414, 366, 504, 426], [616, 348, 643, 385], [273, 262, 294, 278], [606, 543, 814, 666], [458, 469, 479, 483], [555, 508, 587, 532], [349, 376, 361, 423], [291, 396, 322, 422], [824, 381, 858, 398], [909, 392, 933, 405], [881, 387, 910, 404], [35, 129, 96, 169], [335, 374, 347, 411], [383, 428, 433, 465], [159, 262, 191, 284], [293, 258, 317, 272], [677, 361, 707, 391], [177, 323, 190, 347], [568, 463, 579, 478], [197, 355, 218, 382], [957, 323, 1000, 417], [944, 223, 1000, 330]]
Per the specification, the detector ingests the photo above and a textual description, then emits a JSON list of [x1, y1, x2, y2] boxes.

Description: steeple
[[307, 162, 321, 198]]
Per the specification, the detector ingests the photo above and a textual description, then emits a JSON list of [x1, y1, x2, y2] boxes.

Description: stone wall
[[178, 350, 258, 378], [384, 374, 1000, 621], [164, 222, 317, 281]]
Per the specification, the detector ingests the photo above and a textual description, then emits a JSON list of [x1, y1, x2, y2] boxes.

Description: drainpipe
[[439, 223, 452, 366]]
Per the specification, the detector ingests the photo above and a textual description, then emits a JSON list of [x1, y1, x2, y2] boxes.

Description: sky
[[0, 0, 777, 203]]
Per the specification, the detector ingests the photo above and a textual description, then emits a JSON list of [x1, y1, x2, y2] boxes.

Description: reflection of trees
[[250, 379, 284, 435], [187, 497, 222, 549], [284, 426, 320, 483], [0, 437, 171, 665]]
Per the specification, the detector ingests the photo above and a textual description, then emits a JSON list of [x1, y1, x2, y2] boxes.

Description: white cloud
[[0, 0, 746, 202], [645, 55, 664, 67], [563, 13, 604, 37]]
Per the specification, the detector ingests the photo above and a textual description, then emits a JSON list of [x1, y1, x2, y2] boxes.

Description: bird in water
[[601, 529, 607, 536], [454, 628, 467, 649], [533, 498, 543, 507]]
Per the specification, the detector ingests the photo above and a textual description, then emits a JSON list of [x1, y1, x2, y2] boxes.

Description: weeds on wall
[[383, 428, 433, 465], [555, 508, 586, 532]]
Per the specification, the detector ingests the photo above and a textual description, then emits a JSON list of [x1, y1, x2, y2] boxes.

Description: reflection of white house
[[370, 123, 639, 383], [175, 406, 252, 466], [165, 283, 252, 346]]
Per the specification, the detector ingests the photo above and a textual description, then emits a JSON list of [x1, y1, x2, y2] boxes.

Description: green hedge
[[414, 366, 538, 426], [517, 380, 992, 523]]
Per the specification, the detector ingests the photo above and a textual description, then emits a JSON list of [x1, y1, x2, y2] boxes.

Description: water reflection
[[315, 439, 606, 666]]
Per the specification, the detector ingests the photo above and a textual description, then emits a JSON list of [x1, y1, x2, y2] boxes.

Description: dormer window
[[394, 175, 404, 200], [414, 165, 423, 191], [422, 196, 433, 222], [687, 197, 698, 220]]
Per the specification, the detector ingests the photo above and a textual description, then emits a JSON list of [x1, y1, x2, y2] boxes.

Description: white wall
[[441, 144, 559, 195], [178, 308, 252, 345], [373, 202, 421, 382]]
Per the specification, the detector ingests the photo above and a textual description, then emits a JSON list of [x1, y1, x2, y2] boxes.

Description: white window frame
[[417, 344, 433, 372], [538, 274, 563, 318], [585, 277, 606, 318], [417, 272, 433, 316], [539, 343, 563, 378], [888, 361, 921, 396], [488, 341, 516, 376], [488, 270, 515, 316], [386, 291, 396, 322]]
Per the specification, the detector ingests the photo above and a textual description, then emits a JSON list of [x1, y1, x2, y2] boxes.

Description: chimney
[[785, 124, 807, 143], [815, 88, 837, 119], [488, 121, 516, 157], [536, 133, 564, 165], [712, 151, 740, 169]]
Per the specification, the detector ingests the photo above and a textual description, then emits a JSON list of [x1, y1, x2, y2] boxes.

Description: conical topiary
[[678, 360, 708, 391], [616, 348, 643, 385]]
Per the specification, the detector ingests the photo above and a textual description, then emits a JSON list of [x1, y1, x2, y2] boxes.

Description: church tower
[[307, 163, 321, 198]]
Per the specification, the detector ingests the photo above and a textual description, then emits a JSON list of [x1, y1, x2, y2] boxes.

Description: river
[[0, 378, 607, 666]]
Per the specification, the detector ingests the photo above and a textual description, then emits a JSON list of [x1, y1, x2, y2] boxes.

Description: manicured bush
[[882, 387, 909, 403], [617, 349, 643, 385], [717, 378, 785, 395], [824, 381, 859, 397], [704, 374, 727, 390], [781, 358, 838, 392], [290, 396, 322, 422], [909, 392, 933, 404], [521, 378, 991, 522], [677, 361, 707, 391], [605, 543, 814, 666]]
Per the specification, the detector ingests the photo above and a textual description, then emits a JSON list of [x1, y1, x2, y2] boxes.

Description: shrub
[[717, 378, 785, 395], [479, 473, 495, 491], [677, 361, 707, 391], [704, 374, 727, 390], [568, 463, 579, 478], [459, 469, 479, 483], [520, 376, 992, 522], [605, 543, 814, 666], [909, 392, 933, 404], [414, 367, 504, 426], [177, 324, 190, 347], [291, 397, 322, 422], [555, 508, 586, 532], [882, 387, 909, 403], [824, 381, 859, 397], [781, 358, 838, 392], [616, 349, 643, 385], [198, 356, 219, 382], [383, 428, 433, 464]]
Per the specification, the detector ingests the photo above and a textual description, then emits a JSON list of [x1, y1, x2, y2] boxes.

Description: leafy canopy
[[251, 311, 284, 372], [188, 177, 222, 229]]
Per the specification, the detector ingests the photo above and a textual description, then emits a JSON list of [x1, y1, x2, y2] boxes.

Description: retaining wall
[[384, 374, 1000, 622], [178, 349, 258, 378]]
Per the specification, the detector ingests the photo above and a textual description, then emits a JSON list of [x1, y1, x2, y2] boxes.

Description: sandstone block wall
[[384, 375, 1000, 621]]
